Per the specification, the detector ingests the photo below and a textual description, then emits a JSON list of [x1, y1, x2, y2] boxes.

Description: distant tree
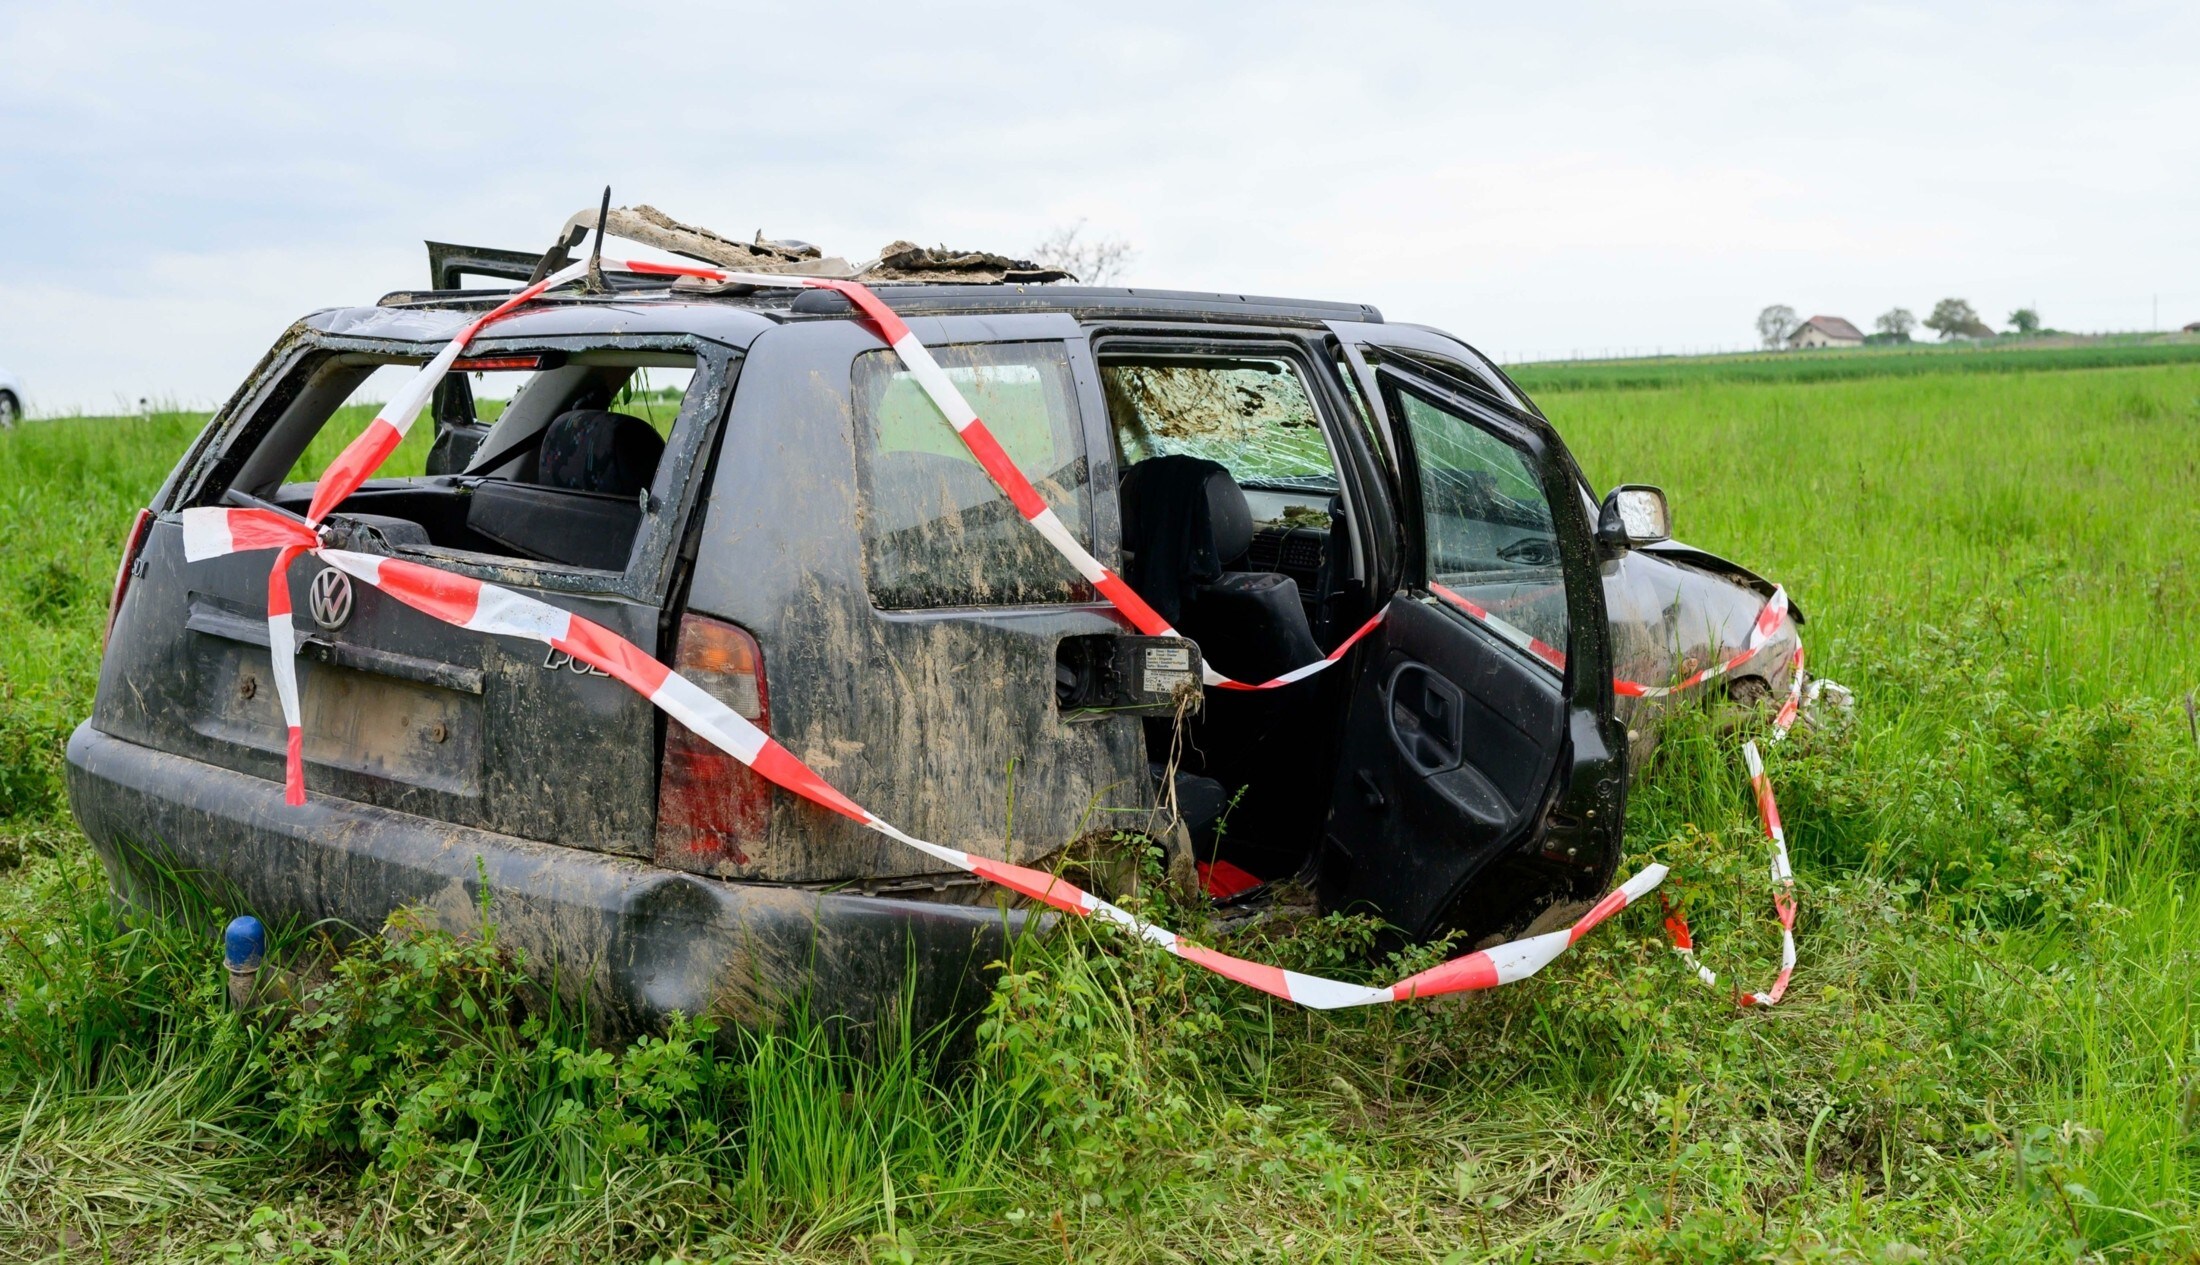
[[2008, 307, 2042, 335], [1030, 221, 1134, 284], [1874, 308, 1916, 340], [1757, 304, 1800, 349], [1925, 298, 1987, 340]]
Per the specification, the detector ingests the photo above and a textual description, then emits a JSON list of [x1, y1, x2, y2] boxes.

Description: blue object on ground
[[223, 914, 266, 973]]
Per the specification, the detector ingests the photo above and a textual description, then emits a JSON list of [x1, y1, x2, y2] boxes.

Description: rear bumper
[[65, 721, 1022, 1039]]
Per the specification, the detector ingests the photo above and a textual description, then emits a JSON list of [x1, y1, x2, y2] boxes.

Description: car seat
[[537, 409, 665, 496], [1119, 455, 1321, 681], [465, 409, 663, 570]]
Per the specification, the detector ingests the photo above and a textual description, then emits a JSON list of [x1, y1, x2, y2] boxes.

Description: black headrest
[[1201, 467, 1254, 565], [1119, 455, 1255, 624], [537, 409, 665, 497]]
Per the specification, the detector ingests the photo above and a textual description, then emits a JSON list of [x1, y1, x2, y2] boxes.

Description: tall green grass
[[1555, 366, 2200, 701], [0, 360, 2195, 1259]]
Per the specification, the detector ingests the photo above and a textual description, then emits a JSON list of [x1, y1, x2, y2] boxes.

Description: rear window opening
[[221, 348, 708, 574]]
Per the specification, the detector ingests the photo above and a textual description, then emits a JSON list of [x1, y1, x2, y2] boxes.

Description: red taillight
[[450, 354, 548, 371], [654, 614, 773, 873], [103, 508, 154, 649]]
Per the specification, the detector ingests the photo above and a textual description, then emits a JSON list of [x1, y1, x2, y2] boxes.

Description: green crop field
[[1506, 334, 2200, 395], [1, 354, 2196, 1261]]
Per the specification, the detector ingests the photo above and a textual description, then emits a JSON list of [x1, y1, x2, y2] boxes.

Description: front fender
[[1600, 548, 1803, 768]]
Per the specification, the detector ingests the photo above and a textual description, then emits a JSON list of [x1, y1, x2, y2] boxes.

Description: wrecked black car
[[68, 211, 1799, 1033]]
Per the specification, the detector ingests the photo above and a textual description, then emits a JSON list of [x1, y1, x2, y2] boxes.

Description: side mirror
[[1596, 484, 1671, 548]]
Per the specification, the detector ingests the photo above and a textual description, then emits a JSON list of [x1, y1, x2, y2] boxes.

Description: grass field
[[1505, 334, 2200, 394], [1, 352, 2197, 1261]]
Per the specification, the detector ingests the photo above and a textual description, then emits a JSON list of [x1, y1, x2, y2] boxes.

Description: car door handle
[[1385, 661, 1464, 775]]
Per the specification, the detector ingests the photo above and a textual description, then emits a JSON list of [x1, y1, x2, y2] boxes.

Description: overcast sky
[[3, 1, 2195, 413]]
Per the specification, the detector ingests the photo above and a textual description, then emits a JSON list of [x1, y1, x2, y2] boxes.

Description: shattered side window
[[1102, 358, 1338, 493], [854, 342, 1093, 609], [1393, 386, 1569, 664]]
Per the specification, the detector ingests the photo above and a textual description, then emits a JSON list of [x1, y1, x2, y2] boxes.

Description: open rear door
[[1319, 361, 1625, 940]]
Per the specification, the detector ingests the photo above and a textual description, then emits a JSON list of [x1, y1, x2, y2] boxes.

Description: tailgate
[[90, 328, 741, 857], [96, 521, 662, 853]]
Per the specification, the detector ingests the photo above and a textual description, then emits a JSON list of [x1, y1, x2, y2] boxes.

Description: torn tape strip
[[1771, 645, 1806, 741], [1655, 737, 1800, 1007], [303, 260, 593, 527]]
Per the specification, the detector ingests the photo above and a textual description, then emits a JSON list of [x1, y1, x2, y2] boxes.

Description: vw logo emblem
[[307, 567, 354, 631]]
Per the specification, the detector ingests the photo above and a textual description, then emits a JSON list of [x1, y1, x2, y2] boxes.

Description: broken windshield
[[1102, 357, 1338, 494]]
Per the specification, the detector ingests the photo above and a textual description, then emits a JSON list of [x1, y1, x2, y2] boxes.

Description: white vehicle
[[0, 368, 23, 428]]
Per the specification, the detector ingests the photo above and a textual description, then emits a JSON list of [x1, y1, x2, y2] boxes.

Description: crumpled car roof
[[562, 204, 1073, 284]]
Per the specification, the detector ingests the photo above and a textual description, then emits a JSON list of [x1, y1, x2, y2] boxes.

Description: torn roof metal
[[543, 203, 1074, 285]]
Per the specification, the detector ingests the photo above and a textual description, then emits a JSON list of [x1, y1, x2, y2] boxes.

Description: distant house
[[2184, 320, 2200, 333], [1788, 316, 1866, 350]]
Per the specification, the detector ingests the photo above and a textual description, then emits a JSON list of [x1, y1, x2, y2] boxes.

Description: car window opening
[[233, 349, 706, 574], [1098, 350, 1367, 895]]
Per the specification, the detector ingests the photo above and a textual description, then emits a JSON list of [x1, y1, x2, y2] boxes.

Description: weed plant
[[0, 359, 2195, 1259]]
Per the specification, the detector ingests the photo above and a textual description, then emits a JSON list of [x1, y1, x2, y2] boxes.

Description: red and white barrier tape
[[177, 258, 1807, 1010], [1660, 739, 1798, 1006], [223, 544, 1666, 1009], [1771, 645, 1806, 739], [1739, 739, 1798, 1005], [768, 246, 1811, 1007]]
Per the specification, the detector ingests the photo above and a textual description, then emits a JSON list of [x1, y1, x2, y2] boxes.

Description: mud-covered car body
[[69, 253, 1797, 1033]]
